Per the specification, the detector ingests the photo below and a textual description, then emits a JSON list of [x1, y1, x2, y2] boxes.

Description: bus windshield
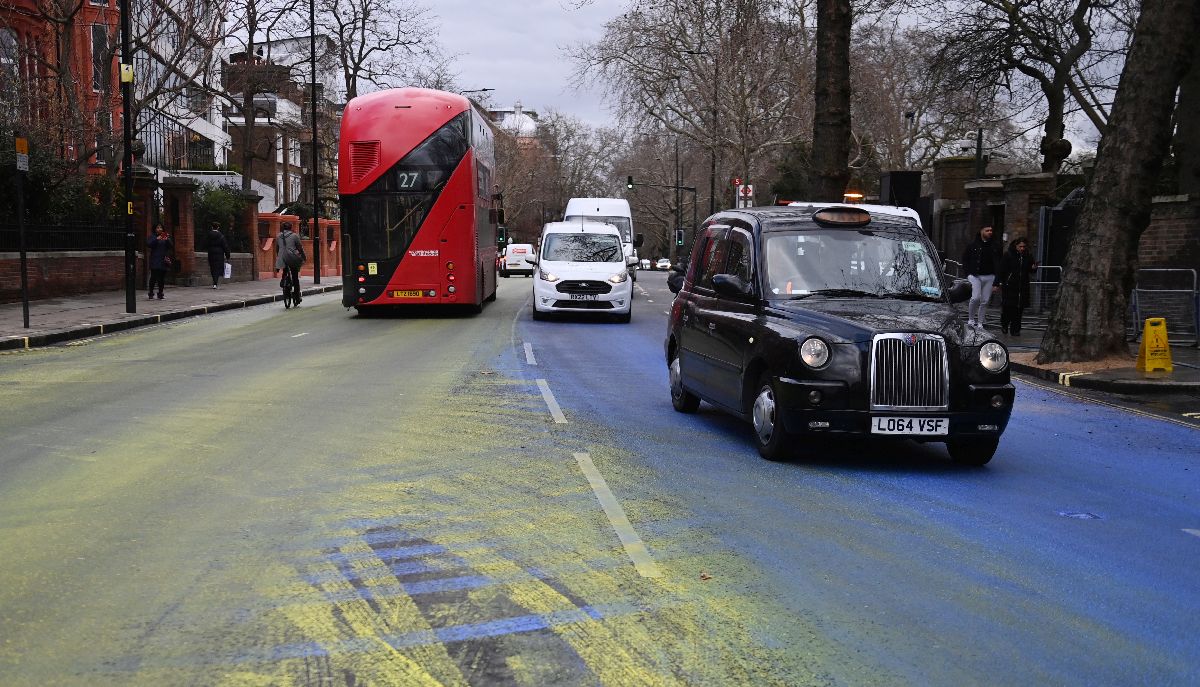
[[344, 113, 468, 261], [541, 233, 623, 262]]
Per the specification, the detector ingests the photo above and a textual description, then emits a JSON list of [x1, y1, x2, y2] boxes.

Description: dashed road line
[[291, 332, 308, 338], [574, 452, 661, 578], [536, 379, 567, 423], [1185, 529, 1200, 539], [523, 342, 537, 365]]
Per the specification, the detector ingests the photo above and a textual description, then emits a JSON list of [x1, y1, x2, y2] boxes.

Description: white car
[[656, 258, 671, 271], [529, 221, 634, 322], [501, 243, 535, 277], [639, 258, 652, 270]]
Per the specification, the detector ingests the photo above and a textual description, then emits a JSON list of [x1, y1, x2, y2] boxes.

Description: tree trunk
[[810, 0, 851, 202], [1037, 0, 1200, 363], [1174, 53, 1200, 196]]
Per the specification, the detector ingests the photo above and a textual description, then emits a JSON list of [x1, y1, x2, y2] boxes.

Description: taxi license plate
[[870, 416, 948, 435], [392, 290, 423, 298], [569, 294, 599, 301]]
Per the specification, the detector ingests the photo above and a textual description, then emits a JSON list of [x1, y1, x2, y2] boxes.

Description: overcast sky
[[428, 0, 623, 127]]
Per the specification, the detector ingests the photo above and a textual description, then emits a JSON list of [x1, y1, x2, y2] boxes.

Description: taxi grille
[[869, 333, 949, 410], [556, 280, 612, 295]]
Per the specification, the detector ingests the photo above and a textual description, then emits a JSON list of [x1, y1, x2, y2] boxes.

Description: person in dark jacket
[[274, 221, 306, 305], [961, 225, 1001, 327], [205, 222, 230, 289], [146, 223, 173, 300], [998, 237, 1039, 335]]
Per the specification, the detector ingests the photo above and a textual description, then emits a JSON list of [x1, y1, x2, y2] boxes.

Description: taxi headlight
[[608, 271, 628, 284], [979, 342, 1008, 372], [540, 271, 559, 283], [799, 337, 830, 368]]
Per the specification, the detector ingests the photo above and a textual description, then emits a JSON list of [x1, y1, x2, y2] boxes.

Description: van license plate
[[392, 290, 423, 298], [569, 294, 599, 301], [870, 417, 948, 435]]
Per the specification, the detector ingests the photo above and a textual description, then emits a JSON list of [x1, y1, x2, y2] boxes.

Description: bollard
[[1135, 318, 1172, 373]]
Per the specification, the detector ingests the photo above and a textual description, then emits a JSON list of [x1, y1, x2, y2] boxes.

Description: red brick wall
[[1139, 197, 1200, 270], [0, 252, 127, 302]]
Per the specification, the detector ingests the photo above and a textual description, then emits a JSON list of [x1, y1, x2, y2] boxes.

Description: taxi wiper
[[884, 292, 943, 302], [809, 288, 882, 298]]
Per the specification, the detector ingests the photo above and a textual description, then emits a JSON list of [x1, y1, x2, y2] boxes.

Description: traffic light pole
[[626, 176, 696, 257]]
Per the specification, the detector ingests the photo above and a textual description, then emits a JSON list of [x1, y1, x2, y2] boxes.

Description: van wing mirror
[[633, 232, 644, 248], [667, 271, 685, 293]]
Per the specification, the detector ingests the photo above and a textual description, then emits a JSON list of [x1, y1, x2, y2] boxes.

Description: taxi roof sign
[[812, 206, 872, 227]]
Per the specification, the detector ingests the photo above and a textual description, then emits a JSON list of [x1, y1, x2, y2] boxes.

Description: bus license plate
[[392, 290, 423, 298], [870, 416, 948, 435], [569, 294, 599, 301]]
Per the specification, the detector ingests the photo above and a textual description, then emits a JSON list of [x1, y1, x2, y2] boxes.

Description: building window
[[91, 25, 109, 92]]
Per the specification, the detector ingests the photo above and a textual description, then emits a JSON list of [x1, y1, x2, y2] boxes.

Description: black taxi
[[665, 204, 1014, 465]]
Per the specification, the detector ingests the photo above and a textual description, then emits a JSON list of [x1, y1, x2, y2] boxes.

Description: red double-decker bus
[[338, 88, 500, 311]]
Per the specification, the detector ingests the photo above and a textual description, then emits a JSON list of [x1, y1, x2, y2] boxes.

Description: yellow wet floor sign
[[1136, 318, 1172, 373]]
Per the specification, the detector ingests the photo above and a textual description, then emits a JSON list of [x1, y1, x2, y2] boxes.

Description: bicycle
[[279, 269, 296, 309]]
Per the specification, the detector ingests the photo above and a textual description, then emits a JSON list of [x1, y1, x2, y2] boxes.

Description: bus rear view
[[338, 88, 499, 312]]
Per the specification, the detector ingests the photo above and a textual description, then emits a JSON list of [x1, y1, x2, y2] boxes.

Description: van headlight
[[979, 342, 1008, 372], [608, 271, 628, 284], [540, 271, 559, 283], [799, 337, 830, 368]]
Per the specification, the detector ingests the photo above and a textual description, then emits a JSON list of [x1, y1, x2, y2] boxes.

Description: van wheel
[[669, 354, 700, 413], [752, 374, 792, 461], [500, 269, 508, 278], [614, 311, 631, 323], [531, 304, 548, 321]]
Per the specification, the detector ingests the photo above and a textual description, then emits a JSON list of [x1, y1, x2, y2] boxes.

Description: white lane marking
[[1185, 529, 1200, 539], [647, 300, 654, 303], [574, 452, 661, 578], [291, 332, 308, 338], [523, 342, 537, 365], [536, 379, 567, 423]]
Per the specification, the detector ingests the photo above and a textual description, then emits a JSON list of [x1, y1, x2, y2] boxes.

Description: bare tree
[[920, 0, 1134, 174], [1037, 0, 1199, 362], [316, 0, 440, 99], [573, 0, 813, 210]]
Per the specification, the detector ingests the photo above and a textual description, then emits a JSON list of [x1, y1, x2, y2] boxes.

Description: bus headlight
[[608, 272, 628, 284], [799, 337, 830, 368], [979, 342, 1008, 372], [540, 271, 559, 283]]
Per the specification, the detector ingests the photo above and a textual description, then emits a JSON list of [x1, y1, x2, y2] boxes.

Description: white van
[[527, 221, 636, 322], [500, 243, 535, 277], [563, 198, 643, 281]]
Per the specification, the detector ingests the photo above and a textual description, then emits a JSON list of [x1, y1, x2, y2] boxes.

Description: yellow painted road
[[0, 282, 837, 686]]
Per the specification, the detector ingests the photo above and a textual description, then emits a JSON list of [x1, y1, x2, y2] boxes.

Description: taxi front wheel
[[752, 374, 792, 461]]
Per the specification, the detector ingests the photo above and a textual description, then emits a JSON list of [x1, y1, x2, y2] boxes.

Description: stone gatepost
[[162, 176, 200, 285], [1001, 173, 1056, 257], [240, 191, 262, 280]]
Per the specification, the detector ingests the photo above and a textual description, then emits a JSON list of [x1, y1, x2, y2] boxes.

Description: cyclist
[[274, 221, 306, 305]]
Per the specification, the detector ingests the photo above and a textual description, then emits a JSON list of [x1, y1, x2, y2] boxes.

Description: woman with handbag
[[146, 223, 173, 300], [205, 222, 230, 289]]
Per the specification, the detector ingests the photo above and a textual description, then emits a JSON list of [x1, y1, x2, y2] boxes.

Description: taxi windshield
[[763, 229, 944, 300]]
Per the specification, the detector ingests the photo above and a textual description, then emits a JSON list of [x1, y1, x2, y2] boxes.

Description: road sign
[[16, 154, 28, 172], [739, 184, 754, 198], [732, 177, 742, 186]]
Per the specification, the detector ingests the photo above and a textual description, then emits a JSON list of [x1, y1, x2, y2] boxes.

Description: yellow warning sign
[[1136, 318, 1172, 373]]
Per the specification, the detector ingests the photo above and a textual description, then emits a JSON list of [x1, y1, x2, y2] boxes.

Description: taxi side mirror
[[712, 274, 753, 299], [948, 279, 972, 303]]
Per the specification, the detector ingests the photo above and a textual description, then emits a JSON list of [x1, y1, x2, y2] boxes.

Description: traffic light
[[675, 229, 685, 246], [497, 226, 508, 246], [626, 176, 634, 189]]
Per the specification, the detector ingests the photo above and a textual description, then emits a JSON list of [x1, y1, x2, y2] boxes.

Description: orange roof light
[[812, 206, 871, 227]]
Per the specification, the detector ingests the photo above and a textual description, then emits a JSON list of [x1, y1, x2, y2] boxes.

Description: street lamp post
[[120, 0, 135, 312], [309, 0, 320, 284]]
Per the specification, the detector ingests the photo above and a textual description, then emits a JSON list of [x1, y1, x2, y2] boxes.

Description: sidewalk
[[0, 277, 342, 351], [996, 326, 1200, 394]]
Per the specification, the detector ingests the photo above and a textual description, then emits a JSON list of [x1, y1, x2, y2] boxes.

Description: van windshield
[[542, 233, 623, 262], [565, 215, 631, 243]]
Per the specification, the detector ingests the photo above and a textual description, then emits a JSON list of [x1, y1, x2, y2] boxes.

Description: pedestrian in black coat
[[205, 222, 230, 289], [998, 237, 1039, 335], [146, 223, 173, 300], [960, 225, 1002, 327]]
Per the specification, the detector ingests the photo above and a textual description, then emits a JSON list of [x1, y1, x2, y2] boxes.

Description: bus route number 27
[[396, 172, 421, 189]]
